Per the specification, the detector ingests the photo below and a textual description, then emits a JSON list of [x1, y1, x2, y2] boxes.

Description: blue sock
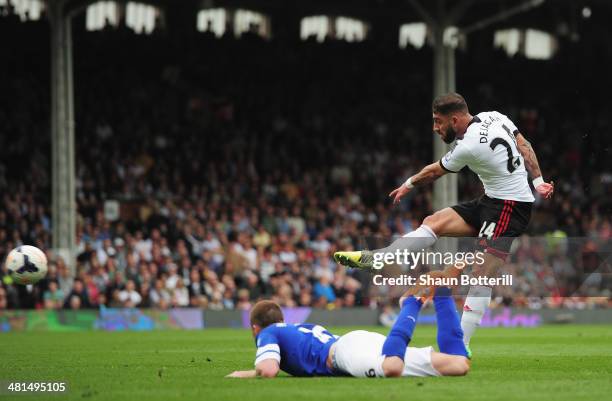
[[381, 296, 422, 359], [434, 287, 468, 357]]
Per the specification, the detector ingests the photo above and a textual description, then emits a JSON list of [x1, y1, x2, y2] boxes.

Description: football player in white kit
[[334, 93, 554, 356]]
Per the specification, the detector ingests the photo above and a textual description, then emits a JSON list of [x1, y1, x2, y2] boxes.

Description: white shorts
[[332, 330, 440, 378]]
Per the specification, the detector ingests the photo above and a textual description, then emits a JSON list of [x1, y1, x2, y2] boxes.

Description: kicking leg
[[334, 207, 476, 270]]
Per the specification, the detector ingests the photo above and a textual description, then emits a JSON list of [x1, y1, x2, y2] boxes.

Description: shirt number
[[490, 137, 521, 173], [479, 221, 496, 239], [298, 325, 333, 344], [492, 124, 521, 173]]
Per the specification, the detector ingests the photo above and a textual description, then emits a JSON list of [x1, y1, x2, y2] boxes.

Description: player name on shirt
[[477, 113, 503, 143]]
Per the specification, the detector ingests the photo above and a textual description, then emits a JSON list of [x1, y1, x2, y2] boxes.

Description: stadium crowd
[[0, 7, 610, 311]]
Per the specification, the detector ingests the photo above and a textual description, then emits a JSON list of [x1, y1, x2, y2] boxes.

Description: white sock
[[461, 285, 492, 346], [374, 225, 437, 256]]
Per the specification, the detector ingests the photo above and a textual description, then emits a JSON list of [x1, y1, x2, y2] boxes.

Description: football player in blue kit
[[226, 286, 470, 378]]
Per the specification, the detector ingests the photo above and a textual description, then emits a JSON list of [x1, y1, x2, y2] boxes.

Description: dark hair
[[432, 93, 469, 115], [250, 300, 284, 328]]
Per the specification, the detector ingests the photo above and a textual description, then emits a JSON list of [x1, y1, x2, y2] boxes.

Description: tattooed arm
[[516, 132, 554, 199]]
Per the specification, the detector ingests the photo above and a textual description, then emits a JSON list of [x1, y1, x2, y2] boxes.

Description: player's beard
[[443, 125, 457, 143]]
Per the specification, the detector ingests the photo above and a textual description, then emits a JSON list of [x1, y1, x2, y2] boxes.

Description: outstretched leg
[[334, 208, 476, 270], [391, 286, 471, 378], [430, 286, 470, 376], [380, 296, 423, 377], [433, 287, 469, 357]]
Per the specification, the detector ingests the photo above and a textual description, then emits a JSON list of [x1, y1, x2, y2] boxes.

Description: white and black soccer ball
[[5, 245, 48, 285]]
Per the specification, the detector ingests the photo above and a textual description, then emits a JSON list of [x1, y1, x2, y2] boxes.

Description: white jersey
[[440, 111, 535, 203]]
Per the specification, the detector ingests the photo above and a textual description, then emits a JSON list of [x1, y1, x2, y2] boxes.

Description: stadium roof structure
[[55, 0, 611, 35]]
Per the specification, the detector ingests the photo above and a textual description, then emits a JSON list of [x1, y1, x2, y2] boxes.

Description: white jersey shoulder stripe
[[256, 343, 280, 356], [254, 351, 281, 366]]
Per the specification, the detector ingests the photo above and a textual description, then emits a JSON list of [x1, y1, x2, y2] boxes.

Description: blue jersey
[[254, 323, 338, 377]]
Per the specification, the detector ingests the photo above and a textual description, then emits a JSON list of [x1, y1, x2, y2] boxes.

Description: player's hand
[[389, 184, 411, 205], [535, 180, 554, 199], [226, 371, 249, 378]]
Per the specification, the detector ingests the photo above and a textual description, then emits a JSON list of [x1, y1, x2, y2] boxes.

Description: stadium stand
[[0, 4, 610, 311]]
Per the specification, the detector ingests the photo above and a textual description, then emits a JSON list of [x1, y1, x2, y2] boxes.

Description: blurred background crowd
[[0, 3, 610, 311]]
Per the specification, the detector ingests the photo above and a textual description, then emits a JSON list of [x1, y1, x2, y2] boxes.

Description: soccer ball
[[5, 245, 48, 285]]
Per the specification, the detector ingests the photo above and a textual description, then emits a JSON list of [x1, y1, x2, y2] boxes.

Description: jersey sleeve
[[254, 329, 281, 366], [440, 140, 473, 173], [504, 117, 519, 135]]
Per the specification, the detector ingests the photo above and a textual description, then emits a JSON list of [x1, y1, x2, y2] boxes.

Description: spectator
[[236, 288, 252, 310], [63, 280, 91, 309], [172, 279, 189, 307], [0, 287, 7, 310], [149, 279, 171, 308], [43, 281, 64, 310], [313, 271, 336, 306], [118, 280, 142, 307]]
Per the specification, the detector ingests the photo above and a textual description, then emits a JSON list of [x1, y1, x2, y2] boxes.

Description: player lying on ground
[[226, 286, 469, 378], [334, 93, 554, 353]]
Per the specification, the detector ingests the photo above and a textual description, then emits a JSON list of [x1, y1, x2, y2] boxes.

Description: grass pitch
[[1, 325, 611, 401]]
